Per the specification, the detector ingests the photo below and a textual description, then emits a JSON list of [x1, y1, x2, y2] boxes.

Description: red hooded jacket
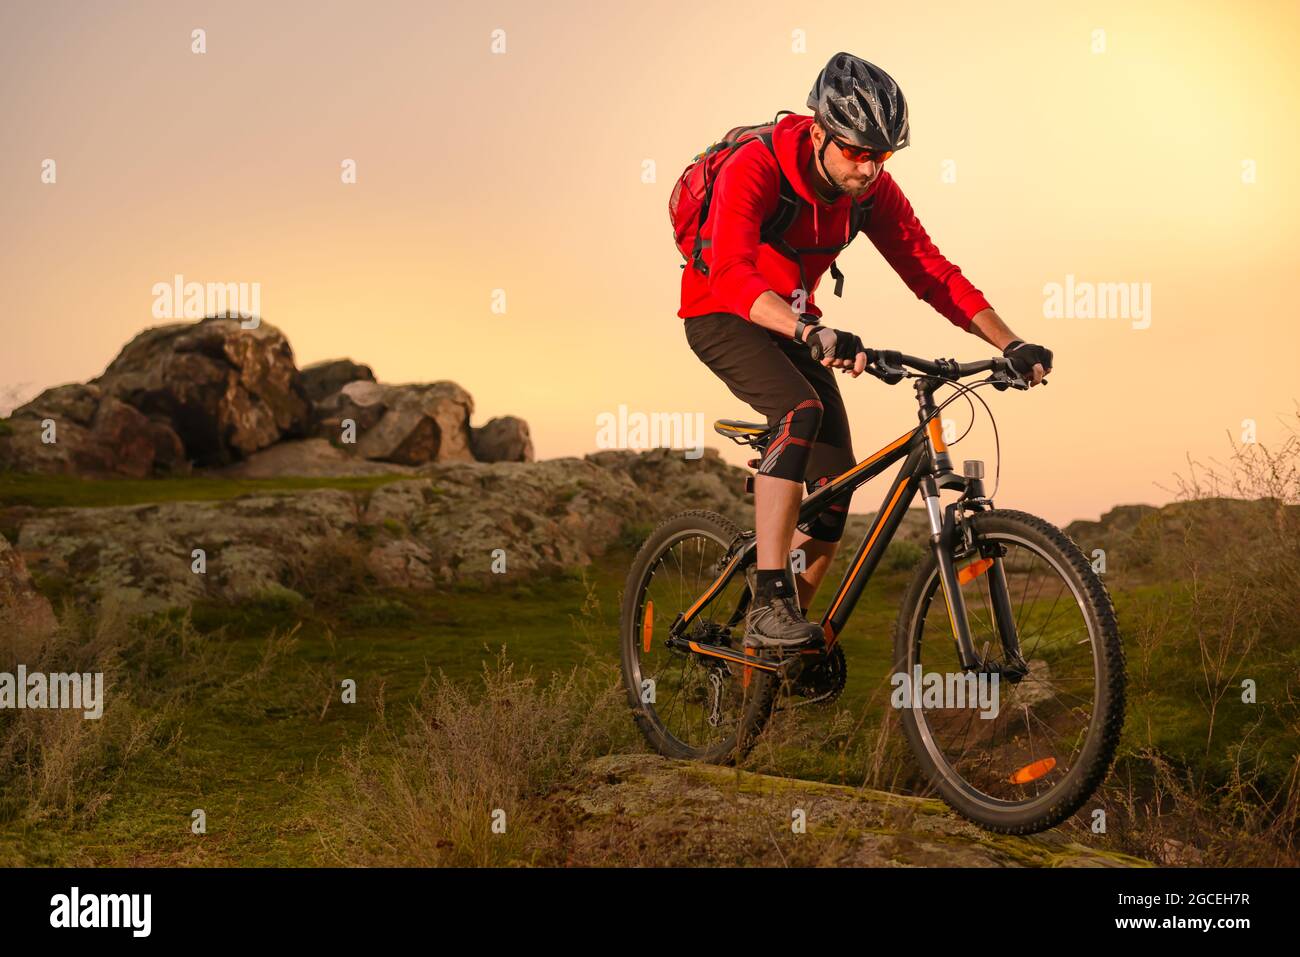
[[678, 114, 991, 329]]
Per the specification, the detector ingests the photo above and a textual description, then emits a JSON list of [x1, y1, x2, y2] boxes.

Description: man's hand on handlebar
[[799, 322, 869, 377], [1001, 339, 1053, 387]]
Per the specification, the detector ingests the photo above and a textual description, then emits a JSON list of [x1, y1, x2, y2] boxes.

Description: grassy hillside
[[2, 519, 1294, 865], [2, 421, 1297, 865]]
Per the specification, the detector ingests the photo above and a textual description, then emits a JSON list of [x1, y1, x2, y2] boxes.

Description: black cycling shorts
[[684, 312, 856, 483]]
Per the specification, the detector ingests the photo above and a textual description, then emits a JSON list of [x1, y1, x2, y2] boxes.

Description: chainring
[[786, 642, 847, 707]]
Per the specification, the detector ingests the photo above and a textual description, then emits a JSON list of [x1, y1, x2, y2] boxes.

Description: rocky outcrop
[[8, 448, 750, 611], [0, 318, 531, 476], [300, 359, 375, 403], [471, 416, 534, 463], [15, 489, 361, 611], [1, 446, 955, 612], [93, 317, 311, 466], [0, 534, 57, 639], [312, 380, 475, 466], [0, 384, 187, 478], [1062, 498, 1299, 582]]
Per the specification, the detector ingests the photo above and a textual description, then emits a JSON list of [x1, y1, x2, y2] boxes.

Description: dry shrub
[[283, 536, 374, 605], [1088, 409, 1300, 864], [319, 652, 631, 866], [0, 597, 178, 824]]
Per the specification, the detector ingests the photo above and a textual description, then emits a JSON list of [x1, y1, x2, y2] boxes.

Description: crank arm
[[666, 635, 783, 673]]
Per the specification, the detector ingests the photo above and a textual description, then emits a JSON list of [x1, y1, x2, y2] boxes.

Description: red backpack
[[668, 110, 873, 298]]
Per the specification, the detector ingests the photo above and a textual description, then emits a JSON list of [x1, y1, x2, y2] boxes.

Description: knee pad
[[757, 399, 823, 482], [797, 474, 849, 542]]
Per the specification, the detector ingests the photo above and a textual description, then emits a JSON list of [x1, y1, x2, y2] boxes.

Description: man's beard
[[837, 172, 874, 197]]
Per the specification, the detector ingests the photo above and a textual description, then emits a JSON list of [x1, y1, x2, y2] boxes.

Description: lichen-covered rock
[[587, 446, 755, 529], [15, 490, 361, 613], [550, 754, 1152, 867], [0, 534, 58, 639], [361, 457, 639, 583], [6, 449, 757, 610]]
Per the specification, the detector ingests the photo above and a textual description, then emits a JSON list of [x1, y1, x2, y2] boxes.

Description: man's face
[[812, 122, 887, 197]]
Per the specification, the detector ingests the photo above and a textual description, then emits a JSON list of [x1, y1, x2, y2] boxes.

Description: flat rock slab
[[546, 753, 1150, 868]]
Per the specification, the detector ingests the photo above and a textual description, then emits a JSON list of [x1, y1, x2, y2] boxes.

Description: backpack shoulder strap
[[849, 194, 875, 235], [689, 126, 787, 274], [755, 131, 801, 247]]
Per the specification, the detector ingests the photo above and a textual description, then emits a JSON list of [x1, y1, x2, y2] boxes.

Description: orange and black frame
[[665, 350, 1031, 680]]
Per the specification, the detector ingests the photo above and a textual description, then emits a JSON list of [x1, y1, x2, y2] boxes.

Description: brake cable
[[930, 378, 1004, 502], [882, 369, 1006, 503]]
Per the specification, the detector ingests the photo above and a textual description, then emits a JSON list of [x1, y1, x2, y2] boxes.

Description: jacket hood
[[771, 112, 858, 240]]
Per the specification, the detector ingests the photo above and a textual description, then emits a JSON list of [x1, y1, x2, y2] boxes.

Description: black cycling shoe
[[744, 566, 825, 651]]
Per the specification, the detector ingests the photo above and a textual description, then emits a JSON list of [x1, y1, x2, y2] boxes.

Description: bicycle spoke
[[910, 526, 1103, 808]]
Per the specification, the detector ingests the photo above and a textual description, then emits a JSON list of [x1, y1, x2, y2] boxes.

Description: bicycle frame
[[667, 378, 1026, 675]]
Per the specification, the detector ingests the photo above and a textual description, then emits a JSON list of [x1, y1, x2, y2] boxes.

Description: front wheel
[[893, 509, 1126, 834]]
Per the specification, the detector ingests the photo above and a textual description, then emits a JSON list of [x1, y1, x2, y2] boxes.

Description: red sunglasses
[[832, 137, 893, 164]]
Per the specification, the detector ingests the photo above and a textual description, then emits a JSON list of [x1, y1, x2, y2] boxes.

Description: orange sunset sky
[[3, 0, 1298, 525]]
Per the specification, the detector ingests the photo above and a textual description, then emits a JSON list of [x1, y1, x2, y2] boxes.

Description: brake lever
[[989, 357, 1035, 392], [869, 350, 908, 384], [870, 364, 906, 385], [989, 370, 1030, 392]]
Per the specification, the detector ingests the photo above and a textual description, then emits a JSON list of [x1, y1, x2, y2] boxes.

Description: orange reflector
[[1009, 757, 1056, 784], [642, 601, 654, 653], [957, 557, 994, 585]]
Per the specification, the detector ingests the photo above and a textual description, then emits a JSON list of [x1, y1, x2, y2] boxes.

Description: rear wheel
[[893, 509, 1125, 834], [619, 510, 776, 763]]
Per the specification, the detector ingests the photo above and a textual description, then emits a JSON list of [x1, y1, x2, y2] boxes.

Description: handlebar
[[863, 349, 1033, 391]]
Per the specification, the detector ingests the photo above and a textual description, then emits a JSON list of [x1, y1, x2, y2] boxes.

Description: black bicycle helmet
[[807, 52, 910, 152]]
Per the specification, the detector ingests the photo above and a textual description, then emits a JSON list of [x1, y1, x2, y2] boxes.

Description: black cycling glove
[[804, 325, 866, 364], [1002, 339, 1053, 379]]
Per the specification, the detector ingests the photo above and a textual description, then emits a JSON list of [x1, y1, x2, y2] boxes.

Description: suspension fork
[[916, 382, 1027, 673], [961, 465, 1029, 674], [921, 475, 981, 670], [928, 465, 1029, 675]]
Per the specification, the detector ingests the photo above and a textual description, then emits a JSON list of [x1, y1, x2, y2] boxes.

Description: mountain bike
[[619, 349, 1125, 834]]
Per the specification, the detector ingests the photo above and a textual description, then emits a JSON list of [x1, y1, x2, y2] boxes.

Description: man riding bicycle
[[678, 52, 1053, 651]]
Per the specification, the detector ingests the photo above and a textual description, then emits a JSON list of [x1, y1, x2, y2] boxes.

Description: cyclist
[[679, 52, 1053, 651]]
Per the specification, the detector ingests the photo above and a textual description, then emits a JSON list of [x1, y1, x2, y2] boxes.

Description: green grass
[[0, 471, 420, 510], [0, 552, 636, 865], [3, 529, 1296, 865], [0, 538, 924, 865]]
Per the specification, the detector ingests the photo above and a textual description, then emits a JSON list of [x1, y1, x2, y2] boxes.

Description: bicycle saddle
[[713, 419, 772, 447]]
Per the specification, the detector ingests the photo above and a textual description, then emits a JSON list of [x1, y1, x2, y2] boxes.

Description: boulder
[[93, 316, 311, 466], [471, 415, 534, 463], [212, 438, 417, 479], [0, 534, 57, 640], [0, 383, 187, 478], [300, 359, 375, 404], [314, 381, 475, 466]]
